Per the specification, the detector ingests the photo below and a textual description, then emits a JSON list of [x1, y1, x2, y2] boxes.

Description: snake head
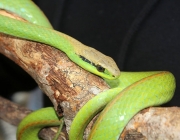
[[84, 46, 119, 76], [74, 44, 120, 79]]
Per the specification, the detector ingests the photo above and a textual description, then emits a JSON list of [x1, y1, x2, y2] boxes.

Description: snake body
[[0, 1, 176, 140], [16, 107, 63, 140]]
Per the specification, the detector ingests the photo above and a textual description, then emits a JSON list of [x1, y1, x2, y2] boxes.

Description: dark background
[[1, 0, 180, 106]]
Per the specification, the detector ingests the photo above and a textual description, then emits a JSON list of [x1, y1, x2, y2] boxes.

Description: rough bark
[[120, 107, 180, 140], [0, 10, 179, 140]]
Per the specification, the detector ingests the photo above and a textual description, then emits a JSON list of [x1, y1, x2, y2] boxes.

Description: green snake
[[0, 0, 176, 140]]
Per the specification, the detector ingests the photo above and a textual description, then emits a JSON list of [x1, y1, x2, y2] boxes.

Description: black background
[[1, 0, 180, 106]]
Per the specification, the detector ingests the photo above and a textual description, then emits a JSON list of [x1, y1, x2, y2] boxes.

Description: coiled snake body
[[0, 0, 176, 140]]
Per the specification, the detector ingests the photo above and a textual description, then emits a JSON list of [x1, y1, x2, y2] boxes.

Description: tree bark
[[0, 10, 179, 140]]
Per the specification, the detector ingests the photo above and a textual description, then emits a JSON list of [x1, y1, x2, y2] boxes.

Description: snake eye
[[79, 55, 105, 73], [96, 65, 105, 72]]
